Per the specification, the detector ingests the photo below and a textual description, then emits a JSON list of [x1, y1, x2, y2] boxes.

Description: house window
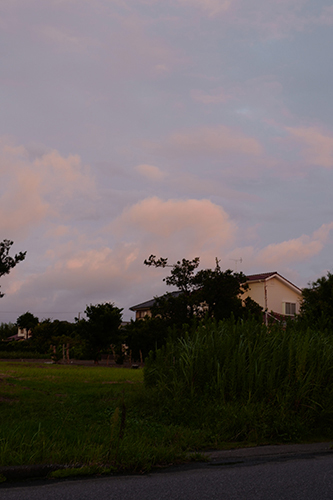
[[284, 302, 296, 316], [137, 309, 151, 319]]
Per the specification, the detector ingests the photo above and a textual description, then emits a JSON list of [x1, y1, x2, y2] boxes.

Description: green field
[[2, 318, 333, 477], [0, 362, 205, 473]]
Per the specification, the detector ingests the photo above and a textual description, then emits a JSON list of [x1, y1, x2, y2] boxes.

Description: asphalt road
[[2, 451, 333, 500]]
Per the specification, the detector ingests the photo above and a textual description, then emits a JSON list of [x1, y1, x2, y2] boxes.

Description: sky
[[1, 0, 333, 323]]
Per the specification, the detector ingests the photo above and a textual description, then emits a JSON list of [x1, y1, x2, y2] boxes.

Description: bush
[[144, 318, 333, 441]]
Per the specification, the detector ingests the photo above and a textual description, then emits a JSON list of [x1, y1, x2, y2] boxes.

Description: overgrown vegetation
[[2, 260, 333, 474], [144, 318, 333, 443], [1, 317, 333, 475]]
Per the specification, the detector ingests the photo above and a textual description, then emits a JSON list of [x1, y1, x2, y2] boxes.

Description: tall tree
[[16, 312, 39, 331], [300, 272, 333, 328], [0, 240, 26, 298], [194, 260, 251, 321], [76, 302, 123, 362], [144, 255, 201, 325], [144, 255, 200, 293], [145, 256, 262, 324]]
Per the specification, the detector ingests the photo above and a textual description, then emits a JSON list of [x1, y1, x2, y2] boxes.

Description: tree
[[0, 322, 17, 340], [76, 302, 123, 362], [144, 255, 201, 325], [194, 260, 253, 321], [145, 255, 262, 325], [125, 317, 169, 362], [0, 240, 26, 298], [300, 272, 333, 328], [31, 319, 76, 355], [16, 312, 39, 332], [144, 255, 200, 293]]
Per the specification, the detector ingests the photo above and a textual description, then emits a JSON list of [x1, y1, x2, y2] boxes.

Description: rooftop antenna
[[230, 258, 242, 272]]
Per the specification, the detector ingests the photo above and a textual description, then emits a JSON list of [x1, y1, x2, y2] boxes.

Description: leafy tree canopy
[[31, 319, 76, 354], [0, 240, 26, 298], [0, 322, 17, 340], [300, 272, 333, 328], [76, 302, 123, 362], [144, 256, 262, 325], [16, 312, 39, 331], [125, 317, 168, 362], [144, 255, 200, 293]]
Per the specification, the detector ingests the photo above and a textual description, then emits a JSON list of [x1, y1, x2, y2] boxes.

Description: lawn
[[2, 317, 333, 478], [0, 361, 205, 473]]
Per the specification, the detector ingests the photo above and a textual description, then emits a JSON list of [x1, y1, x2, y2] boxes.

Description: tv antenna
[[230, 258, 242, 271]]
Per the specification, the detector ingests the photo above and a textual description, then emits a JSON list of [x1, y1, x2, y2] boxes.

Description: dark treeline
[[2, 258, 333, 366]]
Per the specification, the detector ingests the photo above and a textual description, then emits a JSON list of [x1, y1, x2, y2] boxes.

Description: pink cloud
[[225, 222, 333, 279], [258, 222, 333, 266], [191, 87, 232, 104], [151, 125, 263, 157], [228, 0, 333, 39], [135, 164, 166, 181], [0, 138, 95, 238], [100, 13, 185, 80], [110, 196, 236, 263], [177, 0, 232, 16], [286, 126, 333, 168]]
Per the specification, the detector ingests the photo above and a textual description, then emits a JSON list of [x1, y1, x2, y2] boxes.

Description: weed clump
[[144, 318, 333, 443]]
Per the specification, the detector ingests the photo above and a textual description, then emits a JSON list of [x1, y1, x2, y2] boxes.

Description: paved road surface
[[2, 452, 333, 500]]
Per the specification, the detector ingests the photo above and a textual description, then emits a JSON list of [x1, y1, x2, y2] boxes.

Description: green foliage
[[76, 303, 123, 362], [0, 351, 49, 359], [31, 319, 76, 354], [300, 272, 333, 328], [144, 318, 333, 441], [144, 255, 262, 326], [0, 240, 26, 298], [0, 322, 17, 340], [16, 312, 39, 332], [194, 263, 251, 321], [152, 292, 194, 327], [125, 317, 169, 361], [145, 255, 200, 293]]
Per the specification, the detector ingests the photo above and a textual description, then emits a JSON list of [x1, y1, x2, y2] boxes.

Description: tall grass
[[144, 318, 333, 442]]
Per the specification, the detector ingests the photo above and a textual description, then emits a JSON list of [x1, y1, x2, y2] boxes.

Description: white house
[[243, 272, 302, 322], [130, 272, 302, 321]]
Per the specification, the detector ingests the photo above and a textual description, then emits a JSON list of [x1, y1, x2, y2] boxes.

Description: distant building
[[242, 272, 302, 323], [130, 272, 302, 322], [5, 327, 32, 342]]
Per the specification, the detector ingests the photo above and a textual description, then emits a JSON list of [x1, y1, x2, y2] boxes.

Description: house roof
[[130, 291, 182, 311], [246, 272, 278, 281], [246, 272, 302, 293], [130, 272, 302, 312]]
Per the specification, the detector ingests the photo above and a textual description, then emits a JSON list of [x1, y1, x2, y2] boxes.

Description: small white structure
[[17, 327, 32, 340]]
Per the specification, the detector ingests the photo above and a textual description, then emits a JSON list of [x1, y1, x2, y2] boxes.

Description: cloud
[[101, 14, 184, 80], [258, 222, 333, 266], [150, 125, 263, 158], [177, 0, 232, 16], [286, 126, 333, 168], [39, 25, 90, 52], [0, 137, 95, 239], [135, 164, 166, 181], [191, 88, 232, 104], [110, 196, 236, 262]]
